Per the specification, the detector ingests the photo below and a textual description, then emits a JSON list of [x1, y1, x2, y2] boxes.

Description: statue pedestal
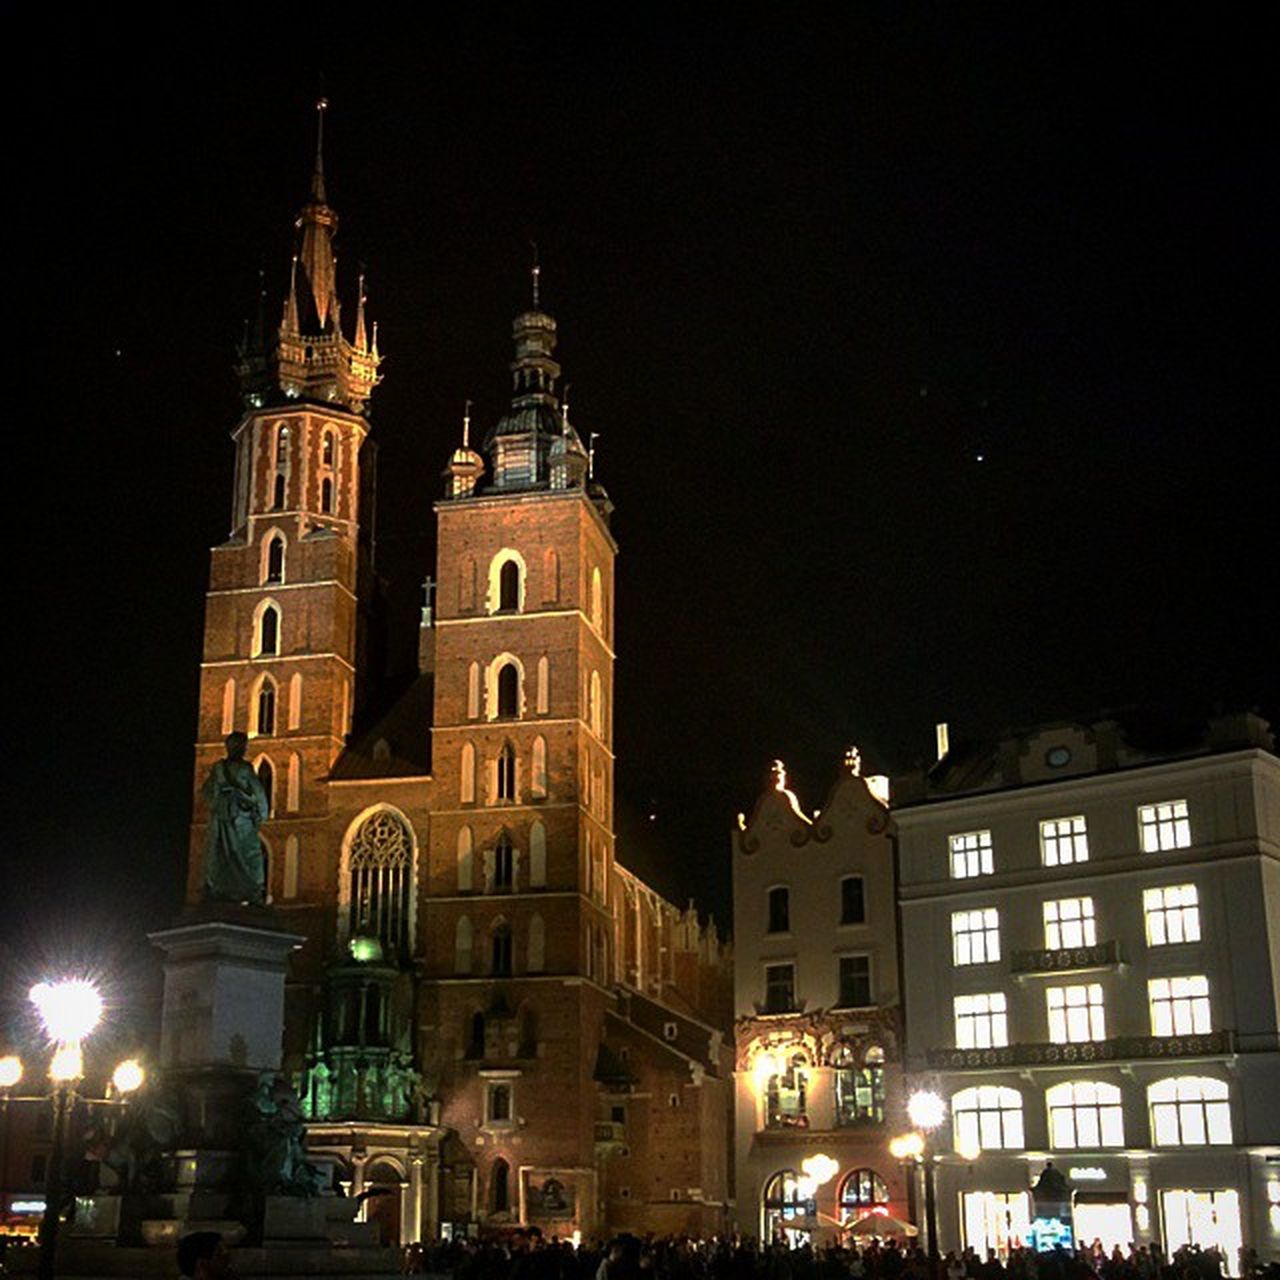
[[149, 908, 304, 1074]]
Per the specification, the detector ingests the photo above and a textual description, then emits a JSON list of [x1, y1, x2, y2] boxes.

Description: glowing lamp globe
[[907, 1089, 946, 1132], [0, 1055, 22, 1088], [112, 1059, 145, 1094], [954, 1130, 982, 1161], [801, 1153, 839, 1187], [889, 1132, 925, 1161], [29, 980, 103, 1044], [49, 1042, 84, 1083]]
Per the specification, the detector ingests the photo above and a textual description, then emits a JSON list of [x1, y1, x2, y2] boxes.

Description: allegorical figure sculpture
[[201, 730, 268, 903]]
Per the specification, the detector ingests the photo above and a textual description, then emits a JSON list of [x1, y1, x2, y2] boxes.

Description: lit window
[[839, 1169, 888, 1218], [1149, 975, 1211, 1036], [1040, 816, 1089, 866], [950, 830, 994, 878], [764, 963, 795, 1014], [1047, 983, 1106, 1043], [1046, 1081, 1124, 1149], [1148, 1076, 1231, 1146], [765, 1052, 809, 1129], [322, 430, 335, 467], [952, 1085, 1024, 1152], [1139, 800, 1191, 852], [840, 876, 866, 925], [1044, 897, 1096, 950], [837, 955, 872, 1008], [954, 992, 1008, 1049], [952, 908, 1001, 966], [832, 1046, 885, 1126], [1144, 884, 1201, 945], [275, 423, 290, 467], [767, 887, 790, 934]]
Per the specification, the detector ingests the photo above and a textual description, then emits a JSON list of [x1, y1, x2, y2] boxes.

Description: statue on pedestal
[[201, 731, 268, 904]]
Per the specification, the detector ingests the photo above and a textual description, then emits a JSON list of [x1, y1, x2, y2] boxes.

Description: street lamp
[[906, 1089, 946, 1258], [29, 978, 103, 1280]]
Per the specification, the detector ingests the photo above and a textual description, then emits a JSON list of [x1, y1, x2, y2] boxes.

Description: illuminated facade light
[[0, 1055, 22, 1088], [800, 1153, 839, 1187], [954, 1130, 981, 1161], [889, 1132, 925, 1161]]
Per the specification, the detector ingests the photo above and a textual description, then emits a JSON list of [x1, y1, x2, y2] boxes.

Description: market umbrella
[[845, 1213, 919, 1237]]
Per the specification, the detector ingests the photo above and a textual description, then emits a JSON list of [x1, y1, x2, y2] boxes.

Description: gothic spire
[[295, 97, 338, 332]]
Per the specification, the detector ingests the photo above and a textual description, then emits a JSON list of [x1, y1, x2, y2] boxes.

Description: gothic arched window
[[321, 476, 334, 514], [499, 560, 520, 611], [838, 1169, 888, 1219], [257, 757, 274, 815], [497, 743, 516, 802], [275, 423, 290, 467], [322, 430, 335, 467], [255, 677, 276, 737], [497, 663, 520, 718], [346, 809, 414, 953], [258, 604, 280, 656], [272, 472, 286, 511], [492, 922, 513, 976], [494, 831, 514, 891], [265, 535, 285, 584]]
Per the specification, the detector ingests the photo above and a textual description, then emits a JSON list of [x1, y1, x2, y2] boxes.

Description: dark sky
[[6, 11, 1276, 1023]]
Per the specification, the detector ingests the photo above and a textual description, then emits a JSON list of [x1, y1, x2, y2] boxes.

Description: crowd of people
[[399, 1234, 1279, 1280]]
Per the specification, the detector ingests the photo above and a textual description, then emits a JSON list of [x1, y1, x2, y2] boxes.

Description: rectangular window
[[1149, 975, 1211, 1036], [837, 955, 872, 1008], [767, 886, 790, 934], [952, 908, 1001, 966], [1043, 897, 1097, 950], [1143, 884, 1201, 945], [950, 830, 994, 878], [486, 1082, 512, 1124], [1139, 800, 1191, 852], [764, 963, 795, 1014], [954, 992, 1009, 1049], [1040, 816, 1089, 866], [1047, 983, 1106, 1043], [840, 875, 866, 924]]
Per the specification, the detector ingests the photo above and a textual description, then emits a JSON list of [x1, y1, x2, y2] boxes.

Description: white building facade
[[894, 714, 1280, 1270]]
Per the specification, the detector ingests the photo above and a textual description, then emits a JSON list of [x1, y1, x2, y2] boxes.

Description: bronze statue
[[201, 731, 268, 904]]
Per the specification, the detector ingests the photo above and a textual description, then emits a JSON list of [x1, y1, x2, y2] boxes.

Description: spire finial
[[282, 254, 300, 333], [561, 383, 571, 433], [354, 267, 368, 351], [462, 399, 472, 449], [312, 97, 329, 203], [530, 241, 541, 310]]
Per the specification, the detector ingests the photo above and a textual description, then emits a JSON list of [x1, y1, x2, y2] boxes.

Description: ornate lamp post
[[906, 1089, 947, 1257], [29, 979, 103, 1280], [1, 1055, 23, 1224]]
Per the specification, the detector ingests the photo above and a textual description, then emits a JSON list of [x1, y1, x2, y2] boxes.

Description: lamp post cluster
[[0, 979, 146, 1280], [890, 1089, 948, 1256]]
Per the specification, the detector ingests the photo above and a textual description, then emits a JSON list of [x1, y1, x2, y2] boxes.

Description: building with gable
[[183, 106, 733, 1244], [731, 754, 909, 1243]]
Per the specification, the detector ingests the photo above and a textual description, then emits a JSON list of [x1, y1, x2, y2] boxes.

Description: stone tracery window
[[347, 809, 413, 952]]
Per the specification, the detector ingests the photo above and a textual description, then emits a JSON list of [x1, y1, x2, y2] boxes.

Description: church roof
[[328, 672, 434, 781]]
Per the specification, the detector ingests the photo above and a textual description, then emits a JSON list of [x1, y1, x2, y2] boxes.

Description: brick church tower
[[187, 111, 732, 1243], [188, 100, 381, 908]]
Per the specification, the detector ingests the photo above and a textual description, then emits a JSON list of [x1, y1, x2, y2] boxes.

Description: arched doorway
[[363, 1159, 404, 1246], [762, 1169, 815, 1246]]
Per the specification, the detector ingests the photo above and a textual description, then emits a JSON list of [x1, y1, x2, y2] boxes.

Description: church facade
[[186, 109, 733, 1244]]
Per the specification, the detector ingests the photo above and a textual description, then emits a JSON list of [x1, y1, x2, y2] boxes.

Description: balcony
[[1009, 939, 1122, 977], [926, 1030, 1235, 1071]]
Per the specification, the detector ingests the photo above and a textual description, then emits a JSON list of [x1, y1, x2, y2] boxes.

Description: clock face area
[[1046, 745, 1073, 768]]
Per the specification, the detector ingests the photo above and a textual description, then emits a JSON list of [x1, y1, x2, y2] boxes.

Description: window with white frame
[[1143, 884, 1201, 945], [954, 992, 1008, 1049], [952, 1085, 1025, 1152], [1046, 1080, 1125, 1149], [1043, 897, 1096, 950], [950, 830, 994, 879], [1148, 1076, 1231, 1146], [952, 908, 1001, 966], [1149, 975, 1211, 1036], [346, 808, 413, 952], [1046, 983, 1106, 1043], [1139, 800, 1191, 852], [1040, 816, 1089, 866]]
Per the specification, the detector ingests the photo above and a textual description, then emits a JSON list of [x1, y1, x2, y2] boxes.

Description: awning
[[845, 1213, 919, 1237]]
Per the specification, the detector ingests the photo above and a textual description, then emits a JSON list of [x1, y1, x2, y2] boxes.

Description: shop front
[[1160, 1189, 1242, 1275]]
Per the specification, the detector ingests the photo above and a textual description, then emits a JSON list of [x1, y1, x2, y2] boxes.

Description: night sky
[[6, 12, 1276, 1035]]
